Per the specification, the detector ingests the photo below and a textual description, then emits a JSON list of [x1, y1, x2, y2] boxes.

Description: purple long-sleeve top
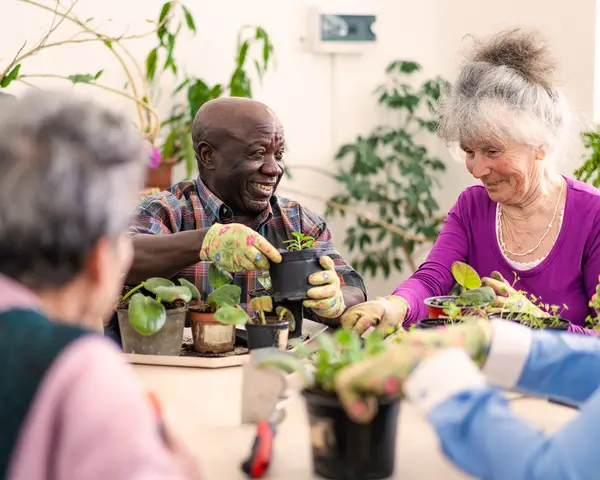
[[393, 177, 600, 334]]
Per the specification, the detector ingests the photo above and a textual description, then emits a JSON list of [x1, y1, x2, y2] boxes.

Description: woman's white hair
[[437, 29, 571, 160]]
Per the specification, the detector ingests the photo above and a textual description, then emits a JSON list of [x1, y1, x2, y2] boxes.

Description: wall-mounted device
[[306, 7, 376, 54]]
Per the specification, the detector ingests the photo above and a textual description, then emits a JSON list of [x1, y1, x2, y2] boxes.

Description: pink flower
[[147, 148, 161, 169], [246, 235, 256, 246], [219, 226, 230, 235]]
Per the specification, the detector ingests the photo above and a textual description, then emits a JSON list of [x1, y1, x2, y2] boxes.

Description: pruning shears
[[241, 396, 293, 478]]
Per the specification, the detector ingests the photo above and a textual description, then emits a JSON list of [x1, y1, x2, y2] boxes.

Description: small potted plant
[[257, 329, 400, 479], [488, 293, 571, 330], [245, 296, 294, 350], [187, 263, 242, 354], [421, 261, 495, 327], [250, 272, 305, 339], [117, 277, 198, 355], [269, 232, 322, 303]]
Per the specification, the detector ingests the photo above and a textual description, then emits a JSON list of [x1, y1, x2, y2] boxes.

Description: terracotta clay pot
[[145, 157, 177, 191], [188, 306, 236, 354]]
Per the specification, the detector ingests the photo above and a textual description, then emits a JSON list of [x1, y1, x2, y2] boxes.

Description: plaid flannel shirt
[[129, 178, 366, 314]]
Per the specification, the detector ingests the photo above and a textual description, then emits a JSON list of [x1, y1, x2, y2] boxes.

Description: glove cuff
[[378, 295, 409, 325]]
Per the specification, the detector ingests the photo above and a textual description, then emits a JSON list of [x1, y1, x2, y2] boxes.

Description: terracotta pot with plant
[[269, 232, 322, 303], [117, 277, 199, 355], [257, 329, 400, 479], [421, 261, 495, 326], [187, 262, 242, 354]]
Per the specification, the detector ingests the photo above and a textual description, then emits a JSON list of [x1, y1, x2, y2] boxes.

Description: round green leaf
[[451, 261, 481, 290], [178, 278, 201, 300], [152, 285, 192, 303], [213, 305, 249, 325], [207, 284, 241, 309], [128, 293, 167, 336], [142, 277, 175, 294], [208, 262, 233, 288]]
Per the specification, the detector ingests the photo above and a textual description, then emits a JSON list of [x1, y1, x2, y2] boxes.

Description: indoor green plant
[[269, 232, 322, 303], [257, 328, 400, 479], [117, 276, 199, 355], [186, 262, 243, 354], [215, 295, 294, 350], [420, 261, 495, 327], [315, 60, 448, 279]]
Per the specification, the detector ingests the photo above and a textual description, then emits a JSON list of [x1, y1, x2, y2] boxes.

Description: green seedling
[[283, 231, 316, 251]]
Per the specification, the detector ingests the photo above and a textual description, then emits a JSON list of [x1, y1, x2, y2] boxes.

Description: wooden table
[[134, 364, 577, 479]]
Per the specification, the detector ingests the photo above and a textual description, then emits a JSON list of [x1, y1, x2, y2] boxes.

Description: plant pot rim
[[423, 296, 490, 308], [301, 388, 399, 407], [276, 248, 320, 259], [117, 304, 189, 314], [488, 312, 571, 324], [246, 320, 290, 329]]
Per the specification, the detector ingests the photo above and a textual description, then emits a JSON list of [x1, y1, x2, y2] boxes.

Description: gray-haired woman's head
[[0, 90, 145, 303], [437, 29, 570, 204]]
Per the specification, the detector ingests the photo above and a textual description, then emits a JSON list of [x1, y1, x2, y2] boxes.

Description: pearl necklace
[[497, 179, 565, 257]]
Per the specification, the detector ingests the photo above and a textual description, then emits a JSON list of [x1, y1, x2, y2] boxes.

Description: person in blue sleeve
[[335, 319, 600, 480]]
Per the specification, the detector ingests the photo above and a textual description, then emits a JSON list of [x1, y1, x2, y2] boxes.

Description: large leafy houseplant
[[323, 60, 448, 278], [156, 23, 275, 178], [574, 129, 600, 187]]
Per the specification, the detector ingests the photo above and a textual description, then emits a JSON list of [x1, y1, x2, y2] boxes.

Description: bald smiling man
[[128, 97, 366, 326]]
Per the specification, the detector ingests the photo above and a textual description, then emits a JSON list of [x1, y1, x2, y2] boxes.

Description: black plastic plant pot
[[270, 249, 321, 302], [280, 300, 304, 339], [245, 320, 290, 350], [302, 389, 401, 480], [416, 318, 464, 329]]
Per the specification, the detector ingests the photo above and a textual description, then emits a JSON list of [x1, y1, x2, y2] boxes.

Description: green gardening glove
[[482, 271, 548, 317], [335, 320, 493, 423], [303, 256, 346, 319], [200, 223, 282, 272]]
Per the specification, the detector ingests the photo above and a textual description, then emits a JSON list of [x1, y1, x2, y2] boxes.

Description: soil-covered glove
[[303, 256, 346, 319], [482, 271, 547, 316], [335, 320, 493, 423], [340, 295, 409, 337], [200, 223, 281, 272]]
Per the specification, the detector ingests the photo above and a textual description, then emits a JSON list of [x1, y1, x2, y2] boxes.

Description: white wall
[[0, 0, 596, 297]]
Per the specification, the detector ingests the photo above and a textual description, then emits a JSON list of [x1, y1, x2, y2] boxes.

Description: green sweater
[[0, 309, 86, 477]]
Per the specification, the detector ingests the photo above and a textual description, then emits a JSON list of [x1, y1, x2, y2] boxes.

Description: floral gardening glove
[[200, 223, 282, 273], [341, 295, 409, 337], [303, 256, 346, 319], [335, 320, 493, 423], [482, 271, 548, 316]]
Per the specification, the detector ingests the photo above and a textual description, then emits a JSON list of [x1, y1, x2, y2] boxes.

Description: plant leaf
[[256, 352, 311, 385], [208, 284, 241, 309], [152, 285, 192, 303], [67, 70, 103, 84], [451, 261, 481, 290], [208, 262, 233, 288], [128, 293, 167, 335], [276, 306, 295, 330], [250, 296, 273, 313], [178, 278, 201, 300], [142, 277, 175, 294], [213, 305, 248, 325], [181, 5, 196, 32], [1, 64, 21, 88], [146, 48, 158, 80]]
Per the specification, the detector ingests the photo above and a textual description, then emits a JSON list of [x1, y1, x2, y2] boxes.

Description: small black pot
[[416, 318, 464, 329], [303, 389, 401, 479], [270, 249, 321, 302], [488, 313, 570, 331], [248, 289, 304, 339], [245, 320, 290, 350]]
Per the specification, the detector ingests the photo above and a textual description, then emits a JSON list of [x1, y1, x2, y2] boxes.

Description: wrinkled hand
[[335, 320, 493, 423], [341, 296, 408, 337], [200, 223, 281, 272], [303, 256, 346, 318], [482, 271, 547, 316]]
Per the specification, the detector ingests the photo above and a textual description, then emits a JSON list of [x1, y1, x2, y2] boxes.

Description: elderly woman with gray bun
[[342, 29, 600, 336], [0, 91, 198, 479]]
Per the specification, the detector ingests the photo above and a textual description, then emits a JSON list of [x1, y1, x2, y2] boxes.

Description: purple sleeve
[[392, 193, 470, 325]]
